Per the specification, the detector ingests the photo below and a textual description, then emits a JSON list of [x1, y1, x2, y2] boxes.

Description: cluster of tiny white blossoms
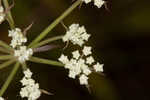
[[20, 69, 41, 100], [8, 28, 27, 48], [82, 0, 105, 8], [14, 46, 33, 63], [8, 28, 33, 63], [0, 97, 4, 100], [62, 23, 90, 46], [0, 6, 5, 23], [59, 46, 104, 85]]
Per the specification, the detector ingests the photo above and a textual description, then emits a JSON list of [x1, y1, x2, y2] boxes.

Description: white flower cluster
[[0, 6, 5, 23], [8, 28, 27, 48], [8, 28, 33, 63], [58, 46, 103, 85], [14, 46, 33, 63], [63, 24, 90, 46], [20, 69, 41, 100], [82, 0, 105, 8], [0, 97, 4, 100]]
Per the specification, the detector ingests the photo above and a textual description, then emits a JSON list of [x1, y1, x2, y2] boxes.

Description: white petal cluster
[[14, 46, 33, 63], [0, 6, 5, 23], [20, 69, 41, 100], [0, 97, 4, 100], [8, 28, 27, 48], [59, 46, 104, 85], [63, 24, 90, 46], [82, 0, 105, 8], [94, 0, 105, 8], [82, 0, 91, 4]]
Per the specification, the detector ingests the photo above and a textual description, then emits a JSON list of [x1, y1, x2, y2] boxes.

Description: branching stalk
[[3, 0, 15, 29], [29, 56, 64, 67], [31, 35, 63, 49], [28, 0, 81, 47], [0, 59, 16, 70], [0, 62, 20, 96]]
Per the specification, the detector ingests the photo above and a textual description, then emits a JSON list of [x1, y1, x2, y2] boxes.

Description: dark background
[[0, 0, 150, 100]]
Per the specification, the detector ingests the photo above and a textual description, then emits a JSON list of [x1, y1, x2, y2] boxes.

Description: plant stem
[[30, 35, 63, 48], [3, 0, 15, 29], [0, 62, 20, 96], [0, 40, 13, 51], [28, 0, 81, 47], [29, 56, 64, 67], [0, 59, 16, 70], [0, 47, 11, 54], [0, 55, 13, 60]]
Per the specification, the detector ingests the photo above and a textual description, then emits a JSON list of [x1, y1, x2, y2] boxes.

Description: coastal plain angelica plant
[[0, 0, 106, 99]]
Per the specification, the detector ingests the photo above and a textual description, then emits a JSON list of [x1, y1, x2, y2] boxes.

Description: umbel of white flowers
[[0, 97, 4, 100], [8, 28, 33, 63], [82, 0, 105, 8], [59, 46, 104, 85], [0, 6, 5, 23], [63, 23, 90, 46], [8, 28, 27, 48], [20, 69, 41, 100]]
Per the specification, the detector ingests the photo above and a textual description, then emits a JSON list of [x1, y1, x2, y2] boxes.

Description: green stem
[[0, 47, 11, 54], [3, 0, 15, 29], [29, 56, 64, 67], [28, 0, 81, 47], [0, 62, 20, 96], [21, 62, 27, 70], [30, 35, 63, 48], [0, 55, 13, 60], [0, 40, 13, 51], [0, 59, 16, 70]]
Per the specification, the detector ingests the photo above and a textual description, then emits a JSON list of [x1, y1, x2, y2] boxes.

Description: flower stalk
[[29, 56, 64, 67], [28, 0, 81, 48], [31, 35, 63, 49], [0, 62, 20, 96], [2, 0, 15, 29]]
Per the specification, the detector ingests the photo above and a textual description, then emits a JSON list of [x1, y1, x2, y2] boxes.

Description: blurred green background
[[0, 0, 150, 100]]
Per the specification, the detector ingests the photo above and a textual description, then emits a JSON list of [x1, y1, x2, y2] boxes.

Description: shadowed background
[[0, 0, 150, 100]]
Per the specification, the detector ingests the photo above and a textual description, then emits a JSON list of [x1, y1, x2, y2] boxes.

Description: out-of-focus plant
[[0, 0, 107, 99]]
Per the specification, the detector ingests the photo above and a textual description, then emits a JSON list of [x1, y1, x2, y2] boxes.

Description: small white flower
[[86, 56, 95, 64], [94, 0, 105, 8], [82, 0, 92, 4], [58, 54, 69, 64], [24, 69, 33, 78], [0, 97, 4, 100], [72, 50, 80, 59], [83, 46, 92, 56], [8, 28, 27, 48], [14, 46, 33, 63], [20, 69, 41, 100], [63, 24, 90, 46], [81, 65, 92, 75], [79, 74, 88, 85], [0, 6, 5, 23], [93, 62, 104, 72]]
